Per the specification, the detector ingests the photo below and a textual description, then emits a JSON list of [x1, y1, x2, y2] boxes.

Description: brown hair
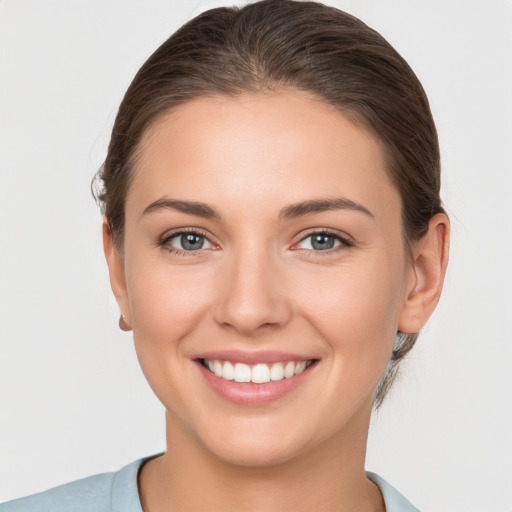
[[93, 0, 445, 407]]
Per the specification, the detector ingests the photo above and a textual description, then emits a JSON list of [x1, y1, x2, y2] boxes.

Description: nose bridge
[[213, 238, 291, 334]]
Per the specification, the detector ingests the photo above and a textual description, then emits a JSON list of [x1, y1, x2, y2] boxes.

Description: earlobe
[[102, 221, 132, 331], [398, 213, 450, 334]]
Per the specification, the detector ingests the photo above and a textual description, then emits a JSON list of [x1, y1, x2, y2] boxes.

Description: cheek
[[124, 228, 216, 324], [129, 271, 209, 334], [124, 252, 215, 373], [299, 265, 405, 411], [124, 261, 220, 419], [295, 254, 407, 370]]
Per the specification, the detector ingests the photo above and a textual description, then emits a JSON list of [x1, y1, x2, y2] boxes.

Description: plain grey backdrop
[[1, 1, 511, 510]]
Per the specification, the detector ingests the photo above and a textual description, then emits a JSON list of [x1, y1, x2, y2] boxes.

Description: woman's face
[[114, 92, 416, 465]]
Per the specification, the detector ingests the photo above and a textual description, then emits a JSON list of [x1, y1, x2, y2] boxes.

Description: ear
[[102, 220, 132, 331], [398, 213, 450, 334]]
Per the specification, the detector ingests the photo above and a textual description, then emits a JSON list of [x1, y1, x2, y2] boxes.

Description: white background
[[1, 1, 511, 510]]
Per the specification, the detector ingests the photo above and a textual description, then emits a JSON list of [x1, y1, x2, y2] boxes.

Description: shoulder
[[367, 472, 420, 512], [0, 457, 149, 512], [0, 472, 115, 512]]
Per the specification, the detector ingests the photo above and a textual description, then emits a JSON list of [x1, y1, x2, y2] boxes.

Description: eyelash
[[293, 229, 354, 255], [158, 228, 353, 257], [158, 228, 216, 257]]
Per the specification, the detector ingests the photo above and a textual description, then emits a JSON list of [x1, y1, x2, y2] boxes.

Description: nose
[[213, 246, 292, 336]]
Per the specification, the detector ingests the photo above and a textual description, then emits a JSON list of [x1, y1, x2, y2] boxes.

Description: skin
[[104, 91, 449, 512]]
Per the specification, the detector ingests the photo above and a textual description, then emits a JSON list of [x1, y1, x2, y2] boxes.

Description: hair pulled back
[[93, 0, 445, 407]]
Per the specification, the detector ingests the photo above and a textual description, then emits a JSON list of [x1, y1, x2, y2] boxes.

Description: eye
[[295, 231, 352, 251], [162, 230, 215, 253]]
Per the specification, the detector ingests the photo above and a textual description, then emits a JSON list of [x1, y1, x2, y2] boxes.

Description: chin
[[205, 434, 309, 468], [189, 412, 336, 469]]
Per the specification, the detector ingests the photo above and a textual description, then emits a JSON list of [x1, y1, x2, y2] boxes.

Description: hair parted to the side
[[92, 0, 445, 408]]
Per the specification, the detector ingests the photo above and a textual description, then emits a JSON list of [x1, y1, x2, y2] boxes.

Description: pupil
[[312, 234, 334, 250], [181, 233, 204, 250]]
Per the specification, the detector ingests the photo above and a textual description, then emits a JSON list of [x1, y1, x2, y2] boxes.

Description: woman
[[2, 1, 449, 510]]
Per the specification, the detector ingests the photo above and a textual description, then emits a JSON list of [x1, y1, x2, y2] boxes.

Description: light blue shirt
[[1, 457, 419, 512]]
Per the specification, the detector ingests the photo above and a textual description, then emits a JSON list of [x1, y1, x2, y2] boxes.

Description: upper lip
[[194, 350, 317, 365]]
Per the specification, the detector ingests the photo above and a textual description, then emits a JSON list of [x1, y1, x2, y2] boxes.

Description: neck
[[139, 402, 384, 512]]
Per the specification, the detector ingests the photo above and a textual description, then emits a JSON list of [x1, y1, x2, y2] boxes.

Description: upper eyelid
[[158, 227, 353, 248], [160, 227, 212, 241], [291, 232, 354, 256], [159, 229, 218, 255], [295, 228, 353, 244]]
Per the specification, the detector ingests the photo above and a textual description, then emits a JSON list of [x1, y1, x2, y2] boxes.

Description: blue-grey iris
[[181, 233, 204, 250], [311, 234, 335, 250]]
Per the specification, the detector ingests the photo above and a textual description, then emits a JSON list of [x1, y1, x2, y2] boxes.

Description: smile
[[201, 359, 314, 384]]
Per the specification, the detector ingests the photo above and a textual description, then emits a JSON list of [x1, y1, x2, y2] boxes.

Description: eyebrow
[[279, 198, 374, 220], [142, 198, 220, 219], [141, 196, 373, 221]]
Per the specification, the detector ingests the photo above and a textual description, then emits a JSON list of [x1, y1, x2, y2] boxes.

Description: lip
[[194, 350, 314, 365], [194, 351, 319, 405]]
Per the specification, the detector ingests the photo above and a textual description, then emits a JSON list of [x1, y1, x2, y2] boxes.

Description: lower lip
[[196, 361, 317, 405]]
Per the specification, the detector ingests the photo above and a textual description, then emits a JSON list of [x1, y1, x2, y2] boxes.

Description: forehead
[[127, 92, 399, 221]]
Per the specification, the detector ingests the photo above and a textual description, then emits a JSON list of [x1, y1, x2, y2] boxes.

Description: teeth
[[234, 363, 251, 383], [295, 361, 307, 374], [223, 361, 234, 380], [284, 361, 295, 378], [251, 364, 270, 383], [204, 359, 313, 383], [270, 362, 284, 381], [213, 360, 223, 377]]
